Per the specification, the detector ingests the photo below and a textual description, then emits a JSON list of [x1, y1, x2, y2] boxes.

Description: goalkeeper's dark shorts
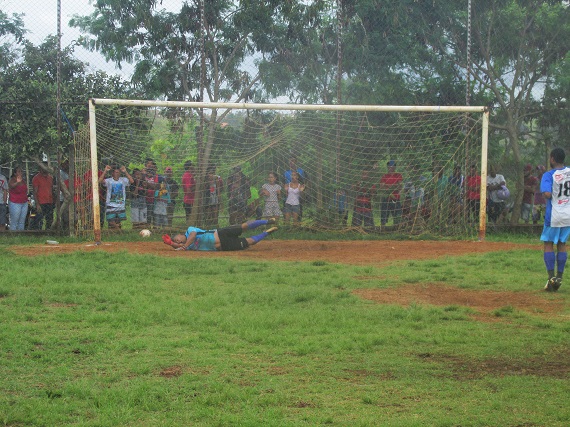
[[217, 225, 249, 251]]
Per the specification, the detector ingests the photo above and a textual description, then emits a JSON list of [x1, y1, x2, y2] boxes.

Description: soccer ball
[[139, 229, 151, 237]]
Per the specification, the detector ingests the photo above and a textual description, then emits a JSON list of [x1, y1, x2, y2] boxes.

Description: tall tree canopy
[[70, 0, 324, 103], [0, 36, 136, 163], [0, 10, 26, 69]]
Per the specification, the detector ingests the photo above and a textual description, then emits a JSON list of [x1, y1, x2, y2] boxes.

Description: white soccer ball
[[139, 229, 151, 238]]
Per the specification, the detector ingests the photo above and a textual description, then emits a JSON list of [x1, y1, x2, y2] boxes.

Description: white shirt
[[262, 183, 281, 203], [285, 184, 302, 206], [103, 177, 130, 209], [549, 167, 570, 227], [0, 174, 7, 201], [487, 174, 506, 203]]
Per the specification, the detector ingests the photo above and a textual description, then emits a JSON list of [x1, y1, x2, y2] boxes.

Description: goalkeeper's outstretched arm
[[164, 231, 197, 250]]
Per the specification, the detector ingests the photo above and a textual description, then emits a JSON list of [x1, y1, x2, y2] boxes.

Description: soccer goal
[[73, 99, 489, 242]]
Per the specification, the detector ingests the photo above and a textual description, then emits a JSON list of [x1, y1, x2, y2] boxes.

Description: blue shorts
[[106, 209, 127, 222], [540, 225, 570, 244]]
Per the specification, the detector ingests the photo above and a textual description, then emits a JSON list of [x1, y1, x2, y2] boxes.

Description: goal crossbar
[[91, 98, 487, 113]]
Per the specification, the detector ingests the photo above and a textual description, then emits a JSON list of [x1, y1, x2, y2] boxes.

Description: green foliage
[[0, 36, 137, 164], [0, 10, 26, 69], [541, 52, 570, 145], [70, 0, 320, 104]]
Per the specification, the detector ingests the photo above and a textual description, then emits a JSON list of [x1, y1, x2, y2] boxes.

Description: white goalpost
[[78, 98, 489, 242]]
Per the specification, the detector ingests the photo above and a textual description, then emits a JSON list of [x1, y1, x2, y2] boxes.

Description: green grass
[[1, 242, 569, 426]]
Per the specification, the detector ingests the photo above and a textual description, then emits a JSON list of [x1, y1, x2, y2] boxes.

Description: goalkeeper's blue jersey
[[184, 227, 217, 251]]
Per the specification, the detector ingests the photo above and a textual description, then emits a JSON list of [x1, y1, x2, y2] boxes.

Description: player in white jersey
[[540, 147, 570, 291]]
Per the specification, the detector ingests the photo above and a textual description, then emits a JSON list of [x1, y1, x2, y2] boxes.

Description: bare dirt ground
[[9, 239, 564, 321], [10, 238, 537, 264]]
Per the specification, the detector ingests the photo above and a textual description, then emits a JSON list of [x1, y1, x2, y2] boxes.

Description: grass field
[[1, 233, 569, 426]]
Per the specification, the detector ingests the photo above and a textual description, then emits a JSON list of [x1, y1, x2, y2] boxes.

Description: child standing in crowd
[[260, 172, 282, 220], [182, 160, 196, 222], [227, 166, 251, 225], [0, 169, 8, 231], [154, 172, 172, 228], [130, 168, 147, 228], [204, 165, 222, 229], [522, 163, 539, 224], [533, 165, 547, 224], [352, 171, 376, 228], [98, 165, 134, 229], [163, 167, 179, 227], [283, 171, 305, 225]]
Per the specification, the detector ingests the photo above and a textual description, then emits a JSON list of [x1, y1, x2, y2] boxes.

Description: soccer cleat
[[266, 227, 278, 234], [267, 218, 277, 225], [552, 277, 562, 291], [544, 277, 557, 292]]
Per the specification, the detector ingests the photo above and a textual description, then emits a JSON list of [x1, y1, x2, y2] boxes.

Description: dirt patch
[[353, 283, 565, 321], [159, 365, 183, 378], [416, 350, 570, 379], [9, 239, 538, 266]]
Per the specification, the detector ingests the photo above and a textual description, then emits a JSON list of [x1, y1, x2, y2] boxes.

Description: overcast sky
[[1, 0, 184, 78]]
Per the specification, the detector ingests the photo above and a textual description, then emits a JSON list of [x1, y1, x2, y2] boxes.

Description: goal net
[[73, 100, 488, 241]]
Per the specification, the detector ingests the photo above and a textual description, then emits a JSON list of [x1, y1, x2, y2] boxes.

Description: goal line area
[[72, 100, 488, 241]]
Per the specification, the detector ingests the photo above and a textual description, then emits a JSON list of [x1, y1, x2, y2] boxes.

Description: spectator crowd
[[0, 157, 550, 232]]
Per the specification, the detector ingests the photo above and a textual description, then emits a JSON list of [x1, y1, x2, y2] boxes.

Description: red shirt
[[9, 180, 28, 203], [535, 173, 545, 205], [64, 175, 82, 203], [523, 175, 539, 204], [465, 175, 481, 200], [32, 173, 54, 204], [145, 174, 159, 204], [83, 170, 105, 200], [182, 171, 196, 204], [380, 173, 403, 201], [353, 183, 376, 212]]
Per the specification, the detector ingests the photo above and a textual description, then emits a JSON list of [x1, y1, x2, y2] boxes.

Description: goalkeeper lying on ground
[[163, 219, 277, 251]]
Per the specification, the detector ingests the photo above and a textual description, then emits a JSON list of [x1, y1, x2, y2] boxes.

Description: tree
[[0, 35, 138, 229], [0, 36, 136, 160], [422, 0, 570, 224], [0, 10, 26, 69], [540, 52, 570, 153], [338, 0, 569, 224], [70, 0, 325, 225]]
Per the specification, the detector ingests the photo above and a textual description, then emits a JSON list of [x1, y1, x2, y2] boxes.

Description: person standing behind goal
[[541, 147, 570, 292], [0, 170, 7, 231], [98, 165, 134, 229], [31, 165, 55, 230], [379, 160, 403, 227], [130, 168, 147, 229], [521, 163, 538, 224], [260, 172, 283, 221], [465, 164, 481, 223], [181, 160, 196, 222]]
